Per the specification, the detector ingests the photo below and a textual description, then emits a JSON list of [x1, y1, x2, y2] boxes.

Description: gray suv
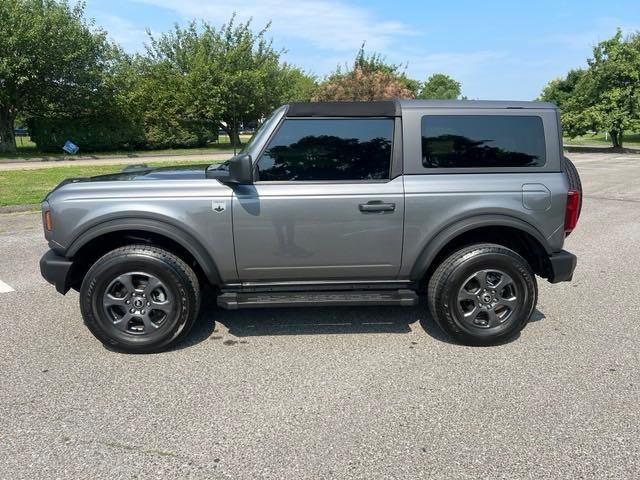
[[40, 100, 581, 352]]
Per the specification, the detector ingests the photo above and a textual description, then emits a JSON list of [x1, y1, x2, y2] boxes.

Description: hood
[[89, 163, 211, 182], [44, 163, 215, 201]]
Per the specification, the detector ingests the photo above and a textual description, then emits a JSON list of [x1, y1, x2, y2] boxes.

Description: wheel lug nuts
[[126, 300, 130, 304], [147, 302, 150, 306], [129, 308, 134, 313]]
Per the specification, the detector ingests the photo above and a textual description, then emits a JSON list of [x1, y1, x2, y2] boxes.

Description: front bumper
[[547, 250, 577, 283], [40, 250, 73, 294]]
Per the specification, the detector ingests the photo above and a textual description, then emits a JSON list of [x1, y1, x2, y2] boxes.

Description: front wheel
[[80, 245, 201, 353], [427, 244, 537, 346]]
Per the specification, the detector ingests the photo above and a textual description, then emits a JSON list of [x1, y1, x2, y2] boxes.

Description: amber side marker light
[[43, 210, 53, 231]]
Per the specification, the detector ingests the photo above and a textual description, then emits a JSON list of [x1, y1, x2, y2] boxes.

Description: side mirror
[[206, 153, 254, 184]]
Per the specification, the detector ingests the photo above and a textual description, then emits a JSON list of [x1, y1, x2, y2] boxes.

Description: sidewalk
[[0, 152, 232, 171]]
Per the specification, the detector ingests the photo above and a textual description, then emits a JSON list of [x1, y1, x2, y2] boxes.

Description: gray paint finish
[[400, 173, 568, 278], [41, 99, 571, 288], [231, 178, 405, 280], [45, 179, 238, 282]]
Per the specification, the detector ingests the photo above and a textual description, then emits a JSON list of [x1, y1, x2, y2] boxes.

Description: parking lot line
[[0, 279, 15, 293]]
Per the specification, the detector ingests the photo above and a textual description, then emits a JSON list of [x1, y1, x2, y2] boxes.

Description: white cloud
[[537, 19, 640, 50], [401, 50, 506, 79], [135, 0, 414, 52], [99, 14, 150, 52]]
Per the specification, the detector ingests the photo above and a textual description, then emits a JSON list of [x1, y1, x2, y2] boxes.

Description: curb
[[565, 145, 640, 154], [0, 204, 40, 214]]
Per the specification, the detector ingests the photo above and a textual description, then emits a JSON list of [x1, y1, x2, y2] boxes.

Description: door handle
[[359, 201, 396, 212]]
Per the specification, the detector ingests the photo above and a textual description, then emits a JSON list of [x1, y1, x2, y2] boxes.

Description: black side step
[[217, 289, 418, 310]]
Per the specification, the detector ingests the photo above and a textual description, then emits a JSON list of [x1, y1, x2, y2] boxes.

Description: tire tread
[[80, 244, 200, 353], [427, 243, 537, 345]]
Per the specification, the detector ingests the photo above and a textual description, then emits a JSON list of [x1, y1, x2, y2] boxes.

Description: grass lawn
[[564, 131, 640, 147], [0, 160, 222, 207], [0, 134, 250, 161]]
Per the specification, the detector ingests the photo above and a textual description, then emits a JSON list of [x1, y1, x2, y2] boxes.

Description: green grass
[[0, 134, 251, 161], [0, 160, 222, 207], [564, 131, 640, 147]]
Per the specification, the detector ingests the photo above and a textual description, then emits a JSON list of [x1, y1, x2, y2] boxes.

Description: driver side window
[[256, 118, 394, 181]]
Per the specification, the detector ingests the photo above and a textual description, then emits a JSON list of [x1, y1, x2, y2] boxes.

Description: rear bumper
[[547, 250, 577, 283], [40, 250, 73, 294]]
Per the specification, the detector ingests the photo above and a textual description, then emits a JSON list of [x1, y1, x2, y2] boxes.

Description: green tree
[[147, 16, 302, 147], [539, 69, 584, 109], [0, 0, 114, 152], [560, 30, 640, 148], [281, 66, 317, 102], [418, 73, 462, 99]]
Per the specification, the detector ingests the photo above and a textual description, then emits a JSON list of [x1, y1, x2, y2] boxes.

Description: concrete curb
[[565, 145, 640, 154], [0, 204, 40, 214]]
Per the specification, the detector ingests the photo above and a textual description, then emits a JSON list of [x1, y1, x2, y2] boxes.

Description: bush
[[28, 115, 146, 153], [142, 117, 217, 150], [28, 115, 218, 152]]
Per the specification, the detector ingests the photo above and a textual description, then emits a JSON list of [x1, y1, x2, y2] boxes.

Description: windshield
[[241, 106, 286, 154]]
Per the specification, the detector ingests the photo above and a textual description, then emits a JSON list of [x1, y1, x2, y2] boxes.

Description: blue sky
[[85, 0, 640, 100]]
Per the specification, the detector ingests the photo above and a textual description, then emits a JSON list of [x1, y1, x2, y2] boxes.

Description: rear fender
[[409, 214, 552, 281]]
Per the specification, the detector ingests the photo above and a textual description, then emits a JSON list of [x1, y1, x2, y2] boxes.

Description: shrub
[[28, 115, 146, 153]]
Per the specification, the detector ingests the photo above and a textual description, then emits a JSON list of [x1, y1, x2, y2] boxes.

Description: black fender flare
[[66, 217, 222, 285], [409, 214, 552, 281]]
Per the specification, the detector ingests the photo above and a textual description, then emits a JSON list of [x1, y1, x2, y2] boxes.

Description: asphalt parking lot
[[1, 152, 639, 479]]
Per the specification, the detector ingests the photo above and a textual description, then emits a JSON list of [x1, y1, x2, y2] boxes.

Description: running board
[[217, 289, 418, 310]]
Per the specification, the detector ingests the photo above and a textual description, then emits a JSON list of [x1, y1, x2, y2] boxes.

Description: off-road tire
[[427, 243, 537, 346], [80, 245, 200, 353]]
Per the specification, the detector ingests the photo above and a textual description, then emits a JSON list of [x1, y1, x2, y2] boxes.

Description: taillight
[[564, 190, 580, 234], [43, 210, 53, 231]]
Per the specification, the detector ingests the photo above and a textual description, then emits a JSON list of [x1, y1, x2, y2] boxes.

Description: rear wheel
[[427, 244, 537, 346], [80, 245, 200, 353]]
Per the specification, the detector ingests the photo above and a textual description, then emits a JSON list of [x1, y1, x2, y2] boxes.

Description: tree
[[281, 66, 317, 102], [0, 0, 114, 152], [147, 16, 304, 147], [418, 74, 462, 99], [539, 69, 585, 109], [559, 30, 640, 148], [312, 46, 416, 101], [122, 55, 215, 149]]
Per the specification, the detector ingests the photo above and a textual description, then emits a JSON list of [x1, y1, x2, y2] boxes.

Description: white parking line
[[0, 280, 15, 293]]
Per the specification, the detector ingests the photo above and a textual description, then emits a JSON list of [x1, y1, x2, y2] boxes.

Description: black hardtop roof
[[286, 101, 400, 117], [286, 99, 556, 117]]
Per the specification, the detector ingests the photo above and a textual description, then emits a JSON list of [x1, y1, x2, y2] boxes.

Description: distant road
[[0, 152, 232, 171]]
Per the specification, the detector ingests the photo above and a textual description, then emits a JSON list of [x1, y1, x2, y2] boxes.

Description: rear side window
[[257, 118, 394, 181], [421, 115, 546, 168]]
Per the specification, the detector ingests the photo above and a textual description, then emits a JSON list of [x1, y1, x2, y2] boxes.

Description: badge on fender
[[212, 201, 226, 213]]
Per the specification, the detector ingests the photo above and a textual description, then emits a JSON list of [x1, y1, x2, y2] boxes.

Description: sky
[[84, 0, 640, 100]]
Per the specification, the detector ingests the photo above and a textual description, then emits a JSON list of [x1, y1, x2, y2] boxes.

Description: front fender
[[66, 217, 223, 285]]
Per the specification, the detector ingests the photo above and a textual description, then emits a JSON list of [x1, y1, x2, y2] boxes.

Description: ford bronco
[[40, 100, 581, 352]]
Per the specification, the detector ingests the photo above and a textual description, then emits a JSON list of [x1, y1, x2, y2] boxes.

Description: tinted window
[[421, 115, 546, 168], [257, 118, 394, 181]]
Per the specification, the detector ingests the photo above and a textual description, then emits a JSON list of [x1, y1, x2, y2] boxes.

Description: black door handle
[[359, 201, 396, 212]]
